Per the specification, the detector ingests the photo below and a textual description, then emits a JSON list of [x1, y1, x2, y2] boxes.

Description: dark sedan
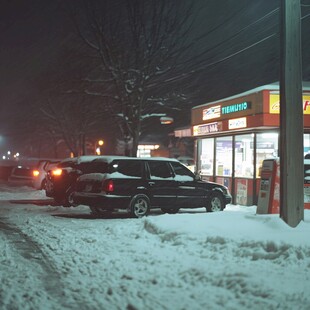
[[73, 156, 232, 218]]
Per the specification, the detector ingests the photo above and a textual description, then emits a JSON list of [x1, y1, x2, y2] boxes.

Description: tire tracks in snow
[[0, 217, 68, 308]]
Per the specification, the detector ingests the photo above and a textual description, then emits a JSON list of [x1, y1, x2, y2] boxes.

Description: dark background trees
[[65, 0, 201, 156], [0, 0, 309, 158]]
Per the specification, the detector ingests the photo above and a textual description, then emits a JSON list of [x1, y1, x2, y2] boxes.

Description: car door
[[111, 159, 146, 197], [146, 160, 177, 207], [170, 161, 206, 207]]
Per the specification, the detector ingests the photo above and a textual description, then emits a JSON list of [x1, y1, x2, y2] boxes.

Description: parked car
[[8, 158, 58, 187], [0, 159, 17, 181], [45, 156, 107, 207], [73, 156, 232, 218], [32, 159, 60, 190]]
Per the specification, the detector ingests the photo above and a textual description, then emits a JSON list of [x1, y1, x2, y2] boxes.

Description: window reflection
[[216, 137, 232, 176], [256, 133, 278, 178], [200, 138, 214, 175], [235, 134, 254, 177]]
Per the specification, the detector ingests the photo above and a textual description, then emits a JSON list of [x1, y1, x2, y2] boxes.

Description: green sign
[[221, 102, 251, 115]]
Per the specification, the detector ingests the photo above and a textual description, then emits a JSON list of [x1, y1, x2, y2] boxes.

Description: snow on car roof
[[59, 156, 104, 164]]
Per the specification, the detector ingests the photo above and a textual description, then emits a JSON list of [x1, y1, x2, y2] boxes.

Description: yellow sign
[[269, 94, 310, 114]]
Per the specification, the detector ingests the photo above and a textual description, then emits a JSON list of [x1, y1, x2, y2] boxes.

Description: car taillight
[[52, 168, 63, 176], [103, 180, 114, 192], [32, 170, 40, 177]]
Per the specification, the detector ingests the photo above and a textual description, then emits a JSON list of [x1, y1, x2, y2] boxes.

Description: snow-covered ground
[[0, 182, 310, 310]]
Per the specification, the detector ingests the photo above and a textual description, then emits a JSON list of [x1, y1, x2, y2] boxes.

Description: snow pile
[[0, 183, 309, 310]]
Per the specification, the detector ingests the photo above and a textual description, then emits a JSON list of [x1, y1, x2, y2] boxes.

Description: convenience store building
[[191, 82, 310, 205]]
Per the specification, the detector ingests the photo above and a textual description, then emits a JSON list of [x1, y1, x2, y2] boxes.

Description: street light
[[96, 140, 104, 155], [159, 116, 174, 125]]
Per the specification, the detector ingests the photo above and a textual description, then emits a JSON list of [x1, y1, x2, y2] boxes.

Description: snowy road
[[1, 184, 310, 310]]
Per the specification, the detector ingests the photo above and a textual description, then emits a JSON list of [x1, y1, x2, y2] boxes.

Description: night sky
[[0, 0, 309, 156], [0, 1, 73, 153]]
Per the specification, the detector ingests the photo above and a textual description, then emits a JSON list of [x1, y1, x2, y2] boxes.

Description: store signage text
[[221, 102, 251, 115], [193, 122, 222, 136], [269, 94, 310, 114], [228, 117, 247, 129], [202, 105, 221, 120]]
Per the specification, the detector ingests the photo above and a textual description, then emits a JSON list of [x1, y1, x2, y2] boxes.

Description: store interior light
[[261, 133, 278, 139]]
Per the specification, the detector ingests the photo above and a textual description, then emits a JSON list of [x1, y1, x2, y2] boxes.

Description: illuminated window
[[216, 137, 232, 176], [256, 132, 278, 178], [200, 138, 214, 175], [234, 134, 254, 178]]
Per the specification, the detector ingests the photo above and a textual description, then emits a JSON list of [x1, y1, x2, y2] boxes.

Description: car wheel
[[41, 179, 47, 190], [207, 192, 225, 212], [161, 207, 179, 214], [63, 187, 78, 207], [129, 194, 150, 218]]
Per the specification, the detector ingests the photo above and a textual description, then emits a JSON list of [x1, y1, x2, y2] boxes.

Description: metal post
[[279, 0, 304, 227]]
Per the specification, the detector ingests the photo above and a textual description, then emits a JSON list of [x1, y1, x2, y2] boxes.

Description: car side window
[[171, 162, 195, 181], [148, 161, 173, 179], [80, 161, 109, 174], [59, 161, 76, 168], [114, 160, 143, 178]]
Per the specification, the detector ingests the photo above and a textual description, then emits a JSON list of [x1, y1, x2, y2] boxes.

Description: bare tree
[[68, 0, 196, 156], [31, 40, 111, 157], [39, 95, 101, 156]]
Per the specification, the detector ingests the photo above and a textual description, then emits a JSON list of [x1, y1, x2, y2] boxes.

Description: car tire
[[161, 207, 179, 214], [129, 194, 150, 218], [63, 187, 78, 208], [207, 191, 225, 212], [40, 179, 47, 190]]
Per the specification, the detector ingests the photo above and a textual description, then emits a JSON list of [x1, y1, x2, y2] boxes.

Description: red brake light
[[103, 180, 114, 192], [52, 168, 63, 176], [33, 170, 40, 177]]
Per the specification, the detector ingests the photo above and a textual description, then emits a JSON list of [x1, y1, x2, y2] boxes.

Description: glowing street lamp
[[159, 116, 173, 125], [96, 139, 104, 155]]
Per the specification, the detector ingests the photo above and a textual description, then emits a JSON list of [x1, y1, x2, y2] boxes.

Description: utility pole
[[279, 0, 304, 227]]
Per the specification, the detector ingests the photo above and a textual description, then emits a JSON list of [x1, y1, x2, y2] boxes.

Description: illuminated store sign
[[221, 102, 251, 115], [229, 117, 247, 129], [193, 122, 222, 136], [202, 105, 221, 120], [269, 94, 310, 114]]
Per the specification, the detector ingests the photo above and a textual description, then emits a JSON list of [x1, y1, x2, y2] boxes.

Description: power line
[[302, 12, 310, 19], [196, 33, 277, 72], [166, 7, 280, 85], [195, 7, 279, 62], [163, 31, 277, 86]]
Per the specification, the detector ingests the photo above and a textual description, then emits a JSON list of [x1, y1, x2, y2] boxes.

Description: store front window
[[200, 138, 214, 175], [256, 132, 278, 178], [304, 134, 310, 157], [216, 136, 232, 176], [235, 134, 254, 177]]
